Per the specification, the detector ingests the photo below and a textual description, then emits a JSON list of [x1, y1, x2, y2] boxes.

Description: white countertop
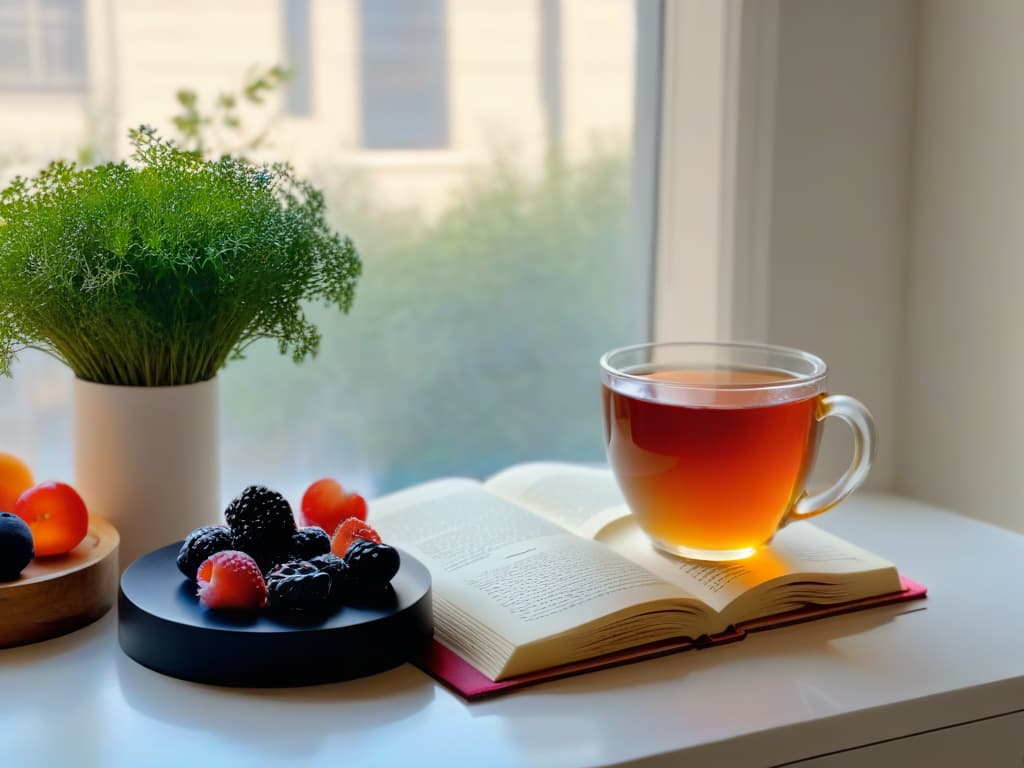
[[2, 493, 1021, 768]]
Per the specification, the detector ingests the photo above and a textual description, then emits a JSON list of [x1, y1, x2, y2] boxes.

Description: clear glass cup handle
[[783, 394, 877, 525]]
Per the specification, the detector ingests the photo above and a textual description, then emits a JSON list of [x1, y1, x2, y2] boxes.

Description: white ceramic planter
[[73, 377, 220, 569]]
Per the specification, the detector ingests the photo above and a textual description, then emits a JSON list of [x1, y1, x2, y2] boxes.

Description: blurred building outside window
[[281, 0, 312, 116], [359, 0, 449, 150], [0, 0, 86, 91]]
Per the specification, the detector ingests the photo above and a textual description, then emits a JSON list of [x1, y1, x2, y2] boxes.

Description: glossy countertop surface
[[2, 493, 1021, 768]]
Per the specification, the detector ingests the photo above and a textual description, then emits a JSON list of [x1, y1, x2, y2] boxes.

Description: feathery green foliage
[[0, 126, 360, 386]]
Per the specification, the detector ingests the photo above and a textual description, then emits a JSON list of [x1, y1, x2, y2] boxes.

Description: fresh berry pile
[[178, 479, 399, 614]]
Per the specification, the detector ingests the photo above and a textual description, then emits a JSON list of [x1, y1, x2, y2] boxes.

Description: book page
[[371, 478, 693, 648], [485, 462, 632, 539], [598, 517, 899, 619]]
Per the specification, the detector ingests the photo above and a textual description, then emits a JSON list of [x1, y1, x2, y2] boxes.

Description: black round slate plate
[[118, 543, 433, 687]]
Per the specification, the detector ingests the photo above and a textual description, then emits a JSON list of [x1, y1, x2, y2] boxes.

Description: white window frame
[[647, 0, 779, 344]]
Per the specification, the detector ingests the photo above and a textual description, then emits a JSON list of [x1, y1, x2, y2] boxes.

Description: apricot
[[15, 482, 89, 557], [0, 452, 34, 513]]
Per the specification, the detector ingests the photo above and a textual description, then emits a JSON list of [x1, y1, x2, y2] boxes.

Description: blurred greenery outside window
[[0, 0, 646, 503]]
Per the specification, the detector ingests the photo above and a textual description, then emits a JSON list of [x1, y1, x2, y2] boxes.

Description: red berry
[[15, 481, 89, 557], [301, 478, 368, 533], [196, 551, 268, 610], [330, 517, 382, 557]]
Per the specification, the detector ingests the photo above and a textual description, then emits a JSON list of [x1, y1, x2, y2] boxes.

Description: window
[[0, 0, 86, 91], [282, 0, 312, 116], [0, 0, 650, 504], [358, 0, 449, 150]]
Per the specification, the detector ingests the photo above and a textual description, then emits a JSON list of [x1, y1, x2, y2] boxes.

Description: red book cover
[[416, 576, 927, 700]]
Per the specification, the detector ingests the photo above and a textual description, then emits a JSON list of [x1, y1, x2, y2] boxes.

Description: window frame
[[650, 0, 779, 344]]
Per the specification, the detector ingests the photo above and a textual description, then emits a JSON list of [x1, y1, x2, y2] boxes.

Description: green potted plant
[[0, 127, 361, 565]]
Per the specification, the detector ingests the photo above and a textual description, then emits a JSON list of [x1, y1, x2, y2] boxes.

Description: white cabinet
[[793, 711, 1024, 767]]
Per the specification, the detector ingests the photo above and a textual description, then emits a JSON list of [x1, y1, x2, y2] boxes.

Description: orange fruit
[[0, 452, 34, 513], [15, 482, 89, 556]]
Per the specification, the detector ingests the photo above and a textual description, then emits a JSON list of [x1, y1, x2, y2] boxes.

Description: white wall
[[901, 0, 1024, 530], [763, 0, 917, 491], [766, 0, 1024, 531]]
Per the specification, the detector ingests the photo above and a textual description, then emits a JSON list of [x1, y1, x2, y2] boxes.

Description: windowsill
[[2, 493, 1021, 764]]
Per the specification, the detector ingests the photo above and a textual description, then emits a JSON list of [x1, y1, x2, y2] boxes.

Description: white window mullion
[[727, 0, 778, 344], [652, 0, 778, 344]]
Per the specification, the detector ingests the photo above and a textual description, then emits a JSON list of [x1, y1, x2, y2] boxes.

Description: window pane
[[359, 0, 449, 149], [0, 0, 27, 19], [0, 1, 30, 83], [282, 0, 312, 116], [0, 0, 85, 89], [0, 30, 30, 81], [0, 0, 647, 505], [39, 0, 86, 87]]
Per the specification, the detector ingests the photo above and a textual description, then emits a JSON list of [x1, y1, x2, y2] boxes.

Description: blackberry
[[343, 540, 400, 588], [266, 560, 332, 612], [308, 552, 347, 580], [224, 485, 296, 554], [288, 527, 331, 561], [308, 553, 350, 604], [0, 511, 33, 581], [254, 529, 330, 575], [176, 525, 233, 582], [244, 544, 292, 576]]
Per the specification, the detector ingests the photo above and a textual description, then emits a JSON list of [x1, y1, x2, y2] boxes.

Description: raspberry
[[308, 553, 350, 604], [266, 560, 332, 612], [343, 540, 400, 588], [176, 525, 233, 581], [288, 527, 331, 561], [224, 485, 296, 554], [330, 517, 382, 557], [196, 550, 268, 611]]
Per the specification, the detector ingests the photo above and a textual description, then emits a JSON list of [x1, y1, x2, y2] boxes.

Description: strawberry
[[300, 478, 368, 534], [196, 550, 268, 610], [330, 517, 382, 558]]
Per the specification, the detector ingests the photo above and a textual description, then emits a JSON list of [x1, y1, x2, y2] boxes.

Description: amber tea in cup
[[601, 342, 875, 561]]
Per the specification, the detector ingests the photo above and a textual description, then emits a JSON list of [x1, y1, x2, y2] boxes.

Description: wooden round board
[[0, 516, 120, 648], [118, 543, 434, 687]]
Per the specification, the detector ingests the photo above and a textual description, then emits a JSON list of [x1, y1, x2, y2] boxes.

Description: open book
[[372, 463, 923, 691]]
